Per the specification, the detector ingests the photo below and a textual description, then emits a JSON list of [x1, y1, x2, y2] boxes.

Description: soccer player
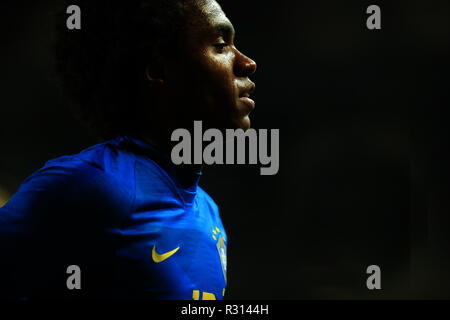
[[0, 0, 256, 300]]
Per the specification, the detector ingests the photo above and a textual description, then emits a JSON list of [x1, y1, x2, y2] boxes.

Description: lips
[[238, 83, 256, 111], [239, 96, 255, 110]]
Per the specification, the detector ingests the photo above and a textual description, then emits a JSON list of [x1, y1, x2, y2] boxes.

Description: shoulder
[[2, 140, 136, 226]]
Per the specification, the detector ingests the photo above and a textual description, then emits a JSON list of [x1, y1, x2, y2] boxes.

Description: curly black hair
[[54, 0, 188, 140]]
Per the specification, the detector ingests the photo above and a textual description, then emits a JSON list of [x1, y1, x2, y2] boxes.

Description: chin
[[236, 116, 251, 131]]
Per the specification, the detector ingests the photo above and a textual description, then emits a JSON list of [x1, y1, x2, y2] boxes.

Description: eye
[[214, 43, 228, 53]]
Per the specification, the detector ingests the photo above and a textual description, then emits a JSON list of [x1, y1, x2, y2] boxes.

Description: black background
[[1, 0, 449, 299]]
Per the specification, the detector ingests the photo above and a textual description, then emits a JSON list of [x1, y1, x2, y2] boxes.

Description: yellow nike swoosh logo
[[152, 245, 180, 263]]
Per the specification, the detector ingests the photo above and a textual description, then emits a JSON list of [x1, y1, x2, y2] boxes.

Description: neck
[[140, 132, 204, 186]]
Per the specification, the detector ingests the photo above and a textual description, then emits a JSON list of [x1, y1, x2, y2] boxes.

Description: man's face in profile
[[161, 0, 257, 132]]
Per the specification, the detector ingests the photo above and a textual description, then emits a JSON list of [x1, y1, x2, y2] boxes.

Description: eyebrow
[[212, 22, 235, 41]]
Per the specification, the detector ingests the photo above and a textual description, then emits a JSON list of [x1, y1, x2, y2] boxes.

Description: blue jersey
[[0, 135, 227, 300]]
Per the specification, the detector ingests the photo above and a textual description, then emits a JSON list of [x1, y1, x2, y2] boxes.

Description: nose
[[234, 48, 257, 78]]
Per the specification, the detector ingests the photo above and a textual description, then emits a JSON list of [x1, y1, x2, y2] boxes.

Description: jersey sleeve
[[0, 160, 135, 299]]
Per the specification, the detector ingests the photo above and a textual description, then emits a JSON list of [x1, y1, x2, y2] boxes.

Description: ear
[[145, 63, 165, 87]]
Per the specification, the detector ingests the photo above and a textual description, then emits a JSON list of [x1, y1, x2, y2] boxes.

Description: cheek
[[203, 57, 236, 104], [182, 50, 237, 118]]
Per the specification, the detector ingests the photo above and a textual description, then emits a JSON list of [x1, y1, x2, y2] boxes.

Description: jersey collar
[[117, 135, 202, 205]]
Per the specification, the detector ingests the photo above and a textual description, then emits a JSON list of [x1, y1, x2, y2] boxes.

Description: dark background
[[1, 0, 449, 299]]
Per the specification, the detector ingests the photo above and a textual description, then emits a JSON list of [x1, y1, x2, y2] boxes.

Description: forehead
[[185, 0, 233, 33], [199, 0, 227, 21]]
